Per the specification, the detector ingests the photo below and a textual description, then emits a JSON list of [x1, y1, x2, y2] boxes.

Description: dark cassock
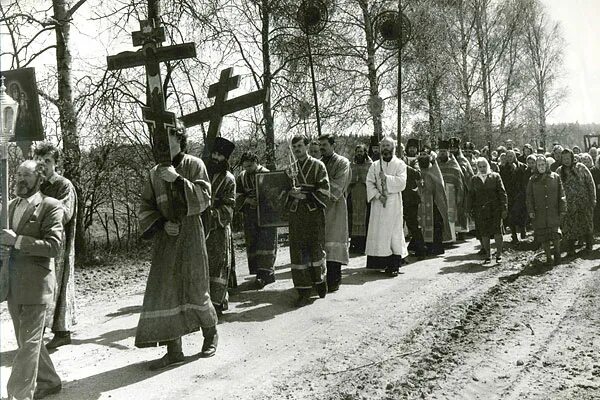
[[417, 154, 452, 255], [136, 152, 218, 355], [365, 138, 408, 275], [40, 174, 77, 344], [499, 152, 528, 241], [437, 140, 469, 242], [348, 151, 372, 254], [285, 141, 330, 305], [322, 151, 351, 292], [205, 137, 236, 315], [449, 137, 476, 233], [403, 139, 426, 258], [236, 165, 278, 285]]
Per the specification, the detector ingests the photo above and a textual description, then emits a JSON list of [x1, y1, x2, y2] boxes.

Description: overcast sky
[[542, 0, 600, 124]]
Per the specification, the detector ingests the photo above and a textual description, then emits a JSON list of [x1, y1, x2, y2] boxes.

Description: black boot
[[200, 326, 218, 358], [149, 338, 184, 371], [326, 262, 342, 293], [46, 331, 72, 350]]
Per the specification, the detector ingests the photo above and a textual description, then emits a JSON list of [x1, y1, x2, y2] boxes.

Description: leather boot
[[200, 326, 218, 358]]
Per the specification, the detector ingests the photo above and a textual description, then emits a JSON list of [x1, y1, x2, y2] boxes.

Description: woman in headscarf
[[468, 157, 508, 263], [526, 155, 566, 265], [556, 149, 597, 255]]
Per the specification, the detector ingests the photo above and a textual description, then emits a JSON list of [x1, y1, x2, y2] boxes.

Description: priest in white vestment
[[365, 136, 409, 276]]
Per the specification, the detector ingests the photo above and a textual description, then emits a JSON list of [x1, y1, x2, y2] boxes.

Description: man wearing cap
[[205, 137, 237, 316], [463, 142, 477, 172], [136, 121, 218, 370], [236, 151, 278, 288], [437, 139, 468, 242], [365, 136, 408, 276], [348, 144, 372, 254], [285, 135, 330, 307], [368, 136, 380, 161], [319, 134, 351, 292]]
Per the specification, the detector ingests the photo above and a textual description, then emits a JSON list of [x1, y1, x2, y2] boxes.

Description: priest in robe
[[136, 121, 219, 370], [205, 137, 236, 316], [449, 137, 475, 234], [236, 151, 278, 288], [319, 134, 351, 292], [437, 139, 468, 242], [365, 136, 408, 276], [348, 144, 372, 254], [417, 151, 453, 255], [285, 135, 330, 307]]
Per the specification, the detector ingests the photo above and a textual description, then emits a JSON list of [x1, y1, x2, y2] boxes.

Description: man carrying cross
[[136, 121, 219, 369]]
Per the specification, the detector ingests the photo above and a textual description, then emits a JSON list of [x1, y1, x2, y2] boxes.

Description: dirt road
[[1, 238, 599, 400]]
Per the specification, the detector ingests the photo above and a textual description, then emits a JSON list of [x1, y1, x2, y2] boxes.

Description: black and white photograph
[[0, 0, 599, 399]]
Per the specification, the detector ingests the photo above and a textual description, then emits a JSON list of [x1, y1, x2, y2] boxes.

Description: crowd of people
[[2, 127, 599, 399]]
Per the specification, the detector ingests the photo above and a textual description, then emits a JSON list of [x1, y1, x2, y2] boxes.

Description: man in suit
[[1, 160, 64, 400]]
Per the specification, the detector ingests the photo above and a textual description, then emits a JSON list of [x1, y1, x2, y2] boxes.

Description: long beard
[[354, 154, 366, 164], [207, 159, 228, 177], [417, 156, 431, 169], [438, 154, 448, 163], [381, 150, 393, 161]]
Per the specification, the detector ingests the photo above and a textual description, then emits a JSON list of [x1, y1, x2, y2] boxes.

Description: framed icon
[[0, 68, 44, 142], [256, 171, 291, 227]]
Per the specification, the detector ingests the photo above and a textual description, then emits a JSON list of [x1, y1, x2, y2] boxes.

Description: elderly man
[[205, 137, 237, 315], [1, 160, 64, 399], [449, 137, 475, 235], [348, 144, 372, 254], [365, 136, 408, 276], [136, 121, 219, 370], [33, 142, 77, 350], [319, 134, 351, 292]]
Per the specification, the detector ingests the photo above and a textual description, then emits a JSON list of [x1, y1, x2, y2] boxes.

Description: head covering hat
[[438, 139, 450, 150], [212, 137, 235, 159], [406, 138, 420, 150]]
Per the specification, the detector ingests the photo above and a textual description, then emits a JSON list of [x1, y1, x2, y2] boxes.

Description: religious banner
[[256, 171, 291, 227], [0, 68, 44, 142]]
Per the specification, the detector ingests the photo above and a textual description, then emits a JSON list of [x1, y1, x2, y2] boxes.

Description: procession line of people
[[3, 126, 599, 399]]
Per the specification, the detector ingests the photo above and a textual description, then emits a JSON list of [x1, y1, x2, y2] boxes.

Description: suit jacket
[[4, 193, 63, 305]]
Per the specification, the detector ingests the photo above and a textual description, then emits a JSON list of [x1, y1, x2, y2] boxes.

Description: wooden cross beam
[[180, 67, 268, 158], [106, 18, 196, 164]]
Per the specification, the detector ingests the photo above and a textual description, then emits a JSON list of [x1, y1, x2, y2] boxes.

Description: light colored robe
[[323, 153, 351, 265], [365, 156, 409, 258]]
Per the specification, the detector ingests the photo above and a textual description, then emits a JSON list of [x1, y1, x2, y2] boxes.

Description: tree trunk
[[360, 1, 383, 140], [53, 0, 84, 259], [262, 0, 276, 170]]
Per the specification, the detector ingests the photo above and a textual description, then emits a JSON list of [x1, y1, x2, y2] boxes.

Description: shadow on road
[[438, 262, 488, 275], [106, 305, 142, 318], [68, 327, 137, 351], [222, 288, 299, 323], [59, 358, 199, 400], [443, 253, 482, 263]]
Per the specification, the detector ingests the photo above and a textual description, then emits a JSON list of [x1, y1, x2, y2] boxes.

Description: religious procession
[[1, 0, 600, 399]]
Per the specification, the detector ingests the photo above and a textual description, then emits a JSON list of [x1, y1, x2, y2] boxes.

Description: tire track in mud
[[382, 248, 600, 400]]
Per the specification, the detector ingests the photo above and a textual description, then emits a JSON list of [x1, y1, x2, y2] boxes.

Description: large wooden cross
[[180, 67, 268, 158], [106, 17, 196, 164]]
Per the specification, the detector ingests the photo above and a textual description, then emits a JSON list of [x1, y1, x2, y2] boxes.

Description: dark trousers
[[8, 303, 61, 399], [404, 205, 426, 256]]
